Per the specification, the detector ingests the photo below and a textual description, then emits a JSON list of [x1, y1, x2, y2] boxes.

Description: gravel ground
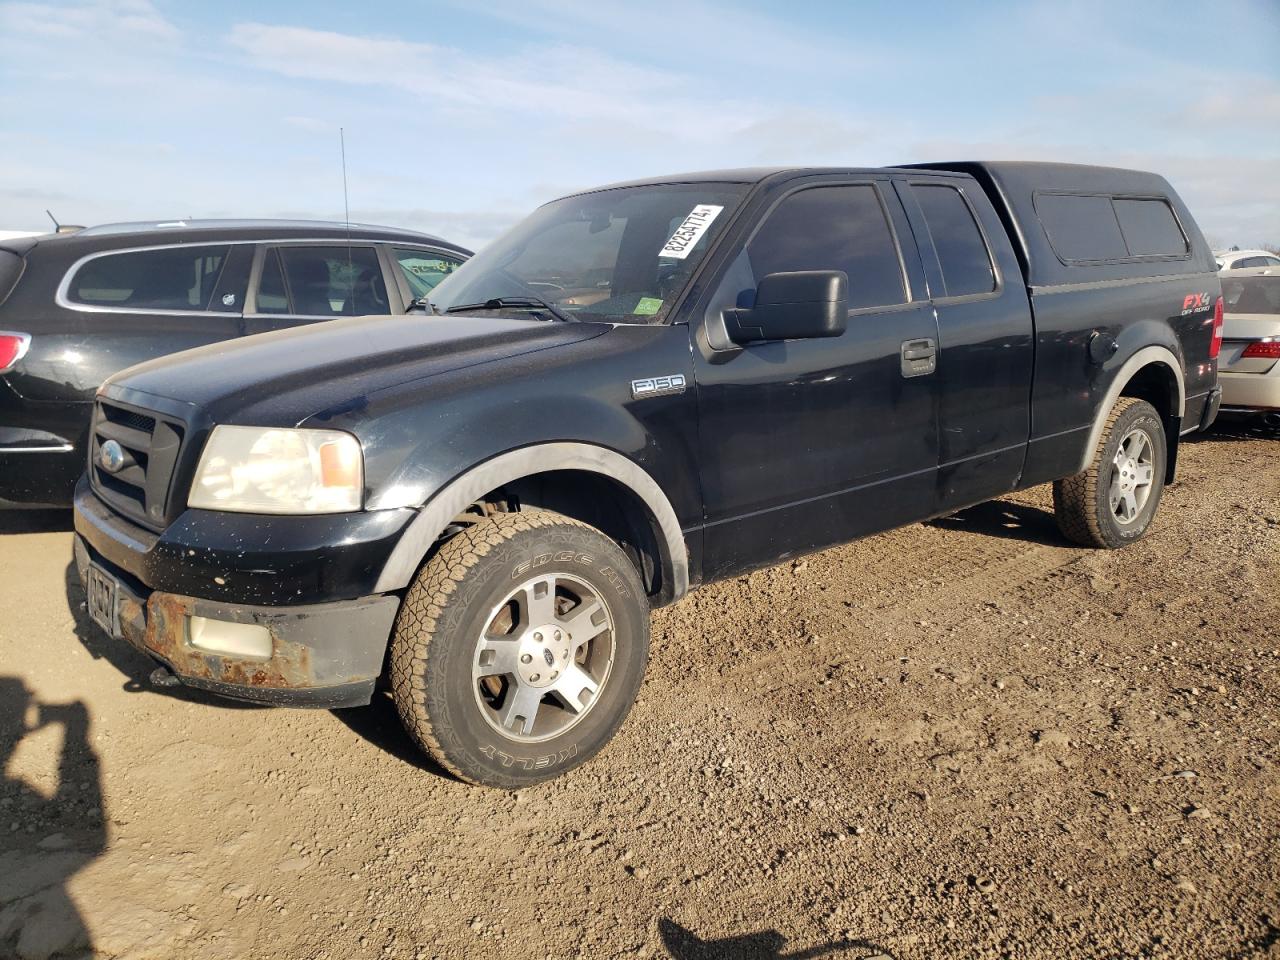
[[1, 420, 1277, 960]]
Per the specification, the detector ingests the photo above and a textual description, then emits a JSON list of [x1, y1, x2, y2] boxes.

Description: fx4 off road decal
[[1180, 292, 1212, 316]]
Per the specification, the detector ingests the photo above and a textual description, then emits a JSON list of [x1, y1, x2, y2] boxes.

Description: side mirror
[[724, 270, 848, 345]]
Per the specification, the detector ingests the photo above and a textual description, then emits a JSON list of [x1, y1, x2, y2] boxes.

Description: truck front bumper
[[74, 534, 399, 707], [73, 480, 409, 708]]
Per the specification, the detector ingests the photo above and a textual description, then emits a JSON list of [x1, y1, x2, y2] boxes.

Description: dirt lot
[[1, 421, 1278, 960]]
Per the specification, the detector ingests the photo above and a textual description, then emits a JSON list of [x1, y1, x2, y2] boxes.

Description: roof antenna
[[340, 127, 355, 312], [45, 209, 60, 232]]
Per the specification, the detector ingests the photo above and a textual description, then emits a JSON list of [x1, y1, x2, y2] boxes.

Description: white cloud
[[0, 0, 177, 40], [447, 0, 890, 77], [226, 23, 758, 141]]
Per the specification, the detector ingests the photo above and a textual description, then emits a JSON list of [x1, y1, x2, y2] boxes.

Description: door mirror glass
[[725, 270, 848, 344]]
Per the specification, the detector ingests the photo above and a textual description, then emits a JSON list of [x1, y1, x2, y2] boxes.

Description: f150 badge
[[631, 374, 686, 399]]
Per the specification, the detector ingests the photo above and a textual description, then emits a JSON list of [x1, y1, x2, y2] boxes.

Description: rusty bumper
[[74, 534, 399, 708]]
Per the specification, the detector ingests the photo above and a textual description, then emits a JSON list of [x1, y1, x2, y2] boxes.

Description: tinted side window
[[255, 248, 290, 313], [68, 245, 234, 310], [1236, 256, 1267, 269], [914, 185, 995, 297], [393, 248, 465, 299], [747, 185, 905, 310], [1036, 194, 1128, 262], [276, 246, 386, 316], [1112, 198, 1187, 257], [207, 245, 251, 312]]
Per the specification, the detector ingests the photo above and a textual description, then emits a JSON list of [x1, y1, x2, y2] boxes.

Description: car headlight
[[189, 426, 363, 514]]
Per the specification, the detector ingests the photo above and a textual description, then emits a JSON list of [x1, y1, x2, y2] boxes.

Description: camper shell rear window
[[1034, 192, 1188, 265]]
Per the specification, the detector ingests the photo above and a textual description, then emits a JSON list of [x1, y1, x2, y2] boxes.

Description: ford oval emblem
[[99, 439, 125, 474]]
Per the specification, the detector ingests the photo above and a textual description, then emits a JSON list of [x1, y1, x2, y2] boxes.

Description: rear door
[[897, 177, 1034, 510], [10, 242, 249, 404], [693, 178, 941, 580], [243, 243, 391, 334]]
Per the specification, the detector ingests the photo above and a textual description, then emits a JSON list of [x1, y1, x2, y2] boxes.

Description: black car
[[0, 220, 470, 506], [73, 162, 1221, 788]]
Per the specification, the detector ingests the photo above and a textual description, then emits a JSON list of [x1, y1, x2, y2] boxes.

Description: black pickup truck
[[73, 162, 1223, 788]]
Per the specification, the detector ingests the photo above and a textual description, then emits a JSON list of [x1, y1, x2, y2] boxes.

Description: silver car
[[1219, 268, 1280, 426], [1215, 248, 1280, 272]]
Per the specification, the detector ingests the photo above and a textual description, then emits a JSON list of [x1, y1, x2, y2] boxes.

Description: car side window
[[274, 246, 387, 317], [255, 248, 290, 313], [1241, 255, 1277, 269], [207, 245, 251, 312], [392, 248, 465, 299], [67, 245, 236, 311], [747, 185, 906, 311], [913, 184, 995, 298]]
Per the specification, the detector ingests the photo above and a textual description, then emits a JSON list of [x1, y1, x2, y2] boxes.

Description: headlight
[[189, 426, 363, 514]]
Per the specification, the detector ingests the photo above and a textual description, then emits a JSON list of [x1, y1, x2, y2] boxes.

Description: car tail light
[[1209, 296, 1223, 360], [1241, 339, 1280, 359], [0, 332, 31, 373]]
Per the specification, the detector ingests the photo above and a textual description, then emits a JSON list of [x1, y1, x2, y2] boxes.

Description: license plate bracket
[[86, 564, 119, 638]]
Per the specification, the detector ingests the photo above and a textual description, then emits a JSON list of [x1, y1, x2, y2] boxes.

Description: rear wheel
[[1053, 397, 1167, 549], [389, 508, 649, 788]]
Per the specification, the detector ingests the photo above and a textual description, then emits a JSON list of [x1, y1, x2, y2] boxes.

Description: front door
[[693, 180, 941, 581]]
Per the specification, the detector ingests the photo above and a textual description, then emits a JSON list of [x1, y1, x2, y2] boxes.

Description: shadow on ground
[[332, 691, 459, 782], [1184, 414, 1280, 445], [658, 918, 893, 959], [0, 677, 106, 959], [927, 499, 1066, 546], [0, 508, 73, 535]]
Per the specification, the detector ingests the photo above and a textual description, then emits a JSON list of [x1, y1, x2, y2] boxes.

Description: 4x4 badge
[[631, 375, 686, 399]]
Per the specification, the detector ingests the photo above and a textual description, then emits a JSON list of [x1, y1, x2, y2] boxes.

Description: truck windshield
[[427, 183, 747, 324]]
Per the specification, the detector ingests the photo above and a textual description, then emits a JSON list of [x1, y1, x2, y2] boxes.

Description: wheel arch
[[373, 442, 689, 605], [1077, 345, 1185, 482]]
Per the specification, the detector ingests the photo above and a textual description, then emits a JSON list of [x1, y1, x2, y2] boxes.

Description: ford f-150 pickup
[[72, 161, 1223, 787]]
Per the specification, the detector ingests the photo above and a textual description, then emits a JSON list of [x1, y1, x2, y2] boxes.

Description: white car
[[1215, 248, 1280, 272], [1218, 268, 1280, 425]]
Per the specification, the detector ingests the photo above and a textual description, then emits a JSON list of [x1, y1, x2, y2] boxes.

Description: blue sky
[[1, 0, 1278, 249]]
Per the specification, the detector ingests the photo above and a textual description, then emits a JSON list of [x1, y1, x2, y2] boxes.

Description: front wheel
[[1053, 397, 1167, 549], [389, 508, 649, 788]]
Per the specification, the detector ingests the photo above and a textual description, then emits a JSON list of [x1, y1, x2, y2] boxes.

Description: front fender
[[372, 442, 688, 600]]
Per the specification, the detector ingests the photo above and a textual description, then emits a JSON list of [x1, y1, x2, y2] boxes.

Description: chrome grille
[[89, 399, 185, 529]]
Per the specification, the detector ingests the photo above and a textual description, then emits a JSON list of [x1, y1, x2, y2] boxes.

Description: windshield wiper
[[444, 296, 574, 323]]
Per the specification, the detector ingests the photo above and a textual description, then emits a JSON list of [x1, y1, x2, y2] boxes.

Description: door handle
[[901, 338, 937, 378]]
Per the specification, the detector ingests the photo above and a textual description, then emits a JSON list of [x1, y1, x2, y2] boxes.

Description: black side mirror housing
[[725, 270, 849, 344]]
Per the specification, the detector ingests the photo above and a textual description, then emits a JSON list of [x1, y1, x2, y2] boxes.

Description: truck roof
[[568, 161, 1215, 287], [572, 160, 1138, 195]]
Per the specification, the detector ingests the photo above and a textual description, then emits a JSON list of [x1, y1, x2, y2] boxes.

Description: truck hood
[[102, 314, 608, 425]]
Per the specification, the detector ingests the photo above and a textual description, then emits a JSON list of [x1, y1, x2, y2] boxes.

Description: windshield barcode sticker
[[659, 204, 724, 259]]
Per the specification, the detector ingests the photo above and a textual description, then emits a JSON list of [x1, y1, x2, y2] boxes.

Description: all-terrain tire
[[389, 508, 649, 789], [1053, 397, 1167, 549]]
